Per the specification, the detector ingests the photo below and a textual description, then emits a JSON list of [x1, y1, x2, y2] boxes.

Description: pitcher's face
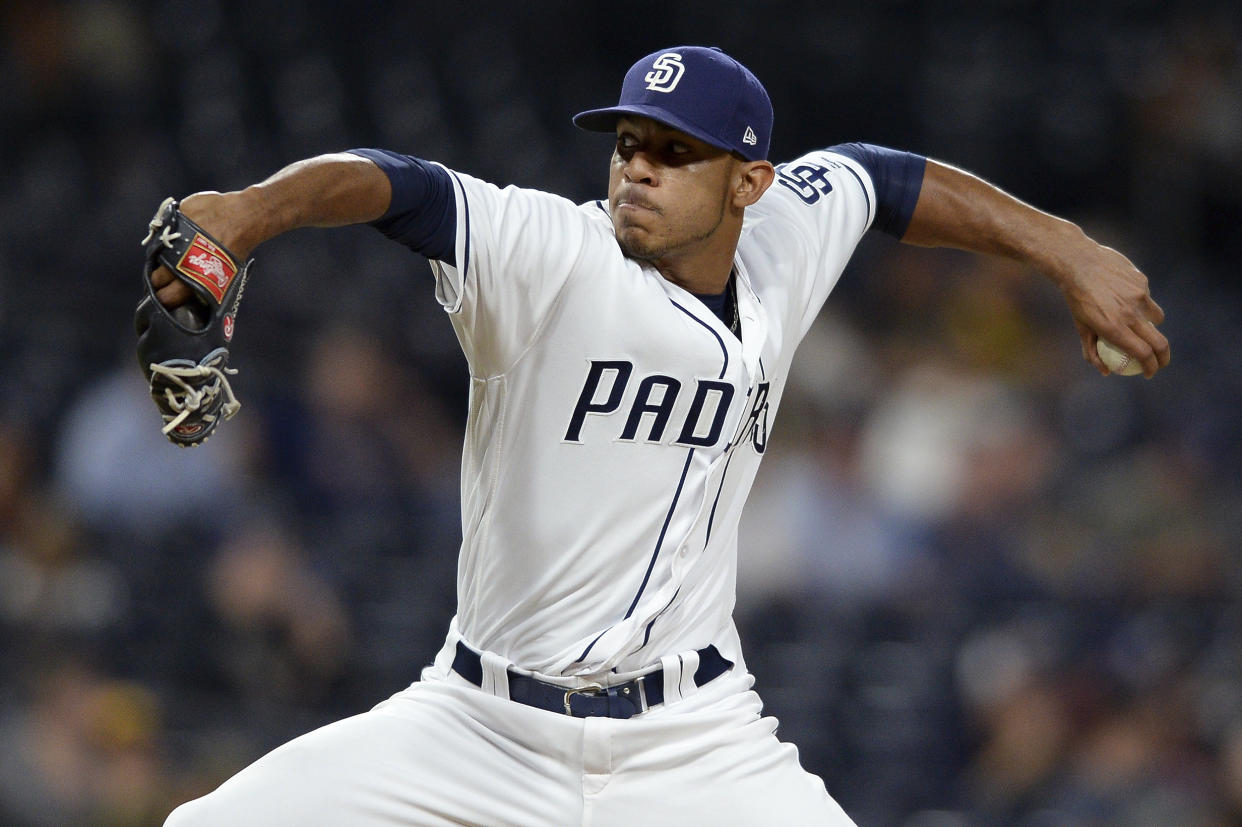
[[607, 117, 737, 263]]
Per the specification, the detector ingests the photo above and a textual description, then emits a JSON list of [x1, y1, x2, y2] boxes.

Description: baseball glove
[[135, 197, 252, 447]]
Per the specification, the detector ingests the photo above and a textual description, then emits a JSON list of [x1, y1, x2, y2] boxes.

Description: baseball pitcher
[[146, 46, 1169, 825]]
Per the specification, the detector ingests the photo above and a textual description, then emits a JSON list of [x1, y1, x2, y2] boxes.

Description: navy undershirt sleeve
[[827, 143, 926, 239], [347, 148, 457, 265]]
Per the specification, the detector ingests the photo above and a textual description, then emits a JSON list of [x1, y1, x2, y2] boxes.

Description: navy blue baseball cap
[[573, 46, 773, 161]]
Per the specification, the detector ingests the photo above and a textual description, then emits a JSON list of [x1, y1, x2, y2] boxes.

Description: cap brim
[[572, 105, 733, 155]]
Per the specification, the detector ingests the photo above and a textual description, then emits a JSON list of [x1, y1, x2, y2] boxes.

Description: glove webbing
[[149, 358, 241, 437]]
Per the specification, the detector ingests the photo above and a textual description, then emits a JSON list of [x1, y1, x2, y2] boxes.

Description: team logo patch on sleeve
[[175, 233, 238, 304]]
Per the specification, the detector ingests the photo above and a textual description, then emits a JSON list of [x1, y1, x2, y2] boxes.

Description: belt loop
[[678, 649, 701, 699], [659, 654, 682, 705], [479, 650, 511, 700]]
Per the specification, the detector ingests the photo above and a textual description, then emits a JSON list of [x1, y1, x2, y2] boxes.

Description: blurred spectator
[[0, 491, 127, 644], [0, 658, 172, 827], [0, 419, 127, 666], [51, 360, 248, 537], [203, 521, 351, 714]]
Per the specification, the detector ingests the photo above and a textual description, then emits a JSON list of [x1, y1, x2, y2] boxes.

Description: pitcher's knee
[[163, 795, 213, 826]]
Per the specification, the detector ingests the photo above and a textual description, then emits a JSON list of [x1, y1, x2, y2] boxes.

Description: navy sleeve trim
[[827, 143, 926, 239], [347, 148, 457, 265]]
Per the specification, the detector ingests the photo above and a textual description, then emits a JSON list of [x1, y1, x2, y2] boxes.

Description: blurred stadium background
[[1, 0, 1240, 824]]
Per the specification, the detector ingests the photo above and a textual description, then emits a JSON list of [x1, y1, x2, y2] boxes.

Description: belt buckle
[[563, 682, 604, 715]]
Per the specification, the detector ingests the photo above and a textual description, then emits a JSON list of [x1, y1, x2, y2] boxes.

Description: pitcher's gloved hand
[[135, 197, 252, 446]]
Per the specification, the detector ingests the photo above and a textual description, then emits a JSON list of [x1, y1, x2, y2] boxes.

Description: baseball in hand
[[1096, 338, 1143, 376], [173, 302, 206, 331]]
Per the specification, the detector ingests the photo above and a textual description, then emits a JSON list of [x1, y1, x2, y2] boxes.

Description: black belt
[[451, 641, 733, 719]]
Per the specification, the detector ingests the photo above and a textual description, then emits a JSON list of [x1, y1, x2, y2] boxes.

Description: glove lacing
[[149, 357, 241, 436], [141, 197, 183, 250]]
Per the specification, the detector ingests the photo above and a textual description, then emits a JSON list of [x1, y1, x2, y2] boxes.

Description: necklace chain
[[727, 273, 741, 337]]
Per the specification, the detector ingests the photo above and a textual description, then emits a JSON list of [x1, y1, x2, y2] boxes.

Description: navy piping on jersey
[[640, 585, 680, 648], [446, 169, 471, 284], [704, 356, 766, 546], [670, 300, 730, 380], [839, 164, 873, 228], [576, 299, 730, 665], [639, 357, 767, 650], [704, 450, 734, 548], [576, 446, 695, 664], [636, 359, 766, 651], [638, 314, 752, 652], [626, 449, 694, 618]]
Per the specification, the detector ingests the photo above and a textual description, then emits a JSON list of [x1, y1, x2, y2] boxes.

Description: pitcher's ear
[[734, 161, 775, 207]]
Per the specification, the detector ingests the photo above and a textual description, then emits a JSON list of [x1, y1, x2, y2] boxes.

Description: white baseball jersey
[[426, 147, 877, 680], [164, 147, 898, 827]]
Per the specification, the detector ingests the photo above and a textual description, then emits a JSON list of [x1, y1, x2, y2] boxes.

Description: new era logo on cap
[[573, 46, 774, 161]]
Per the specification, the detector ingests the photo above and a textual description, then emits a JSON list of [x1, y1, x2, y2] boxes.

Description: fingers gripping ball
[[1096, 338, 1143, 376], [135, 197, 253, 446]]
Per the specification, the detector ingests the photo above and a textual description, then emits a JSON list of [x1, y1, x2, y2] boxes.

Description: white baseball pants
[[164, 665, 855, 826]]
